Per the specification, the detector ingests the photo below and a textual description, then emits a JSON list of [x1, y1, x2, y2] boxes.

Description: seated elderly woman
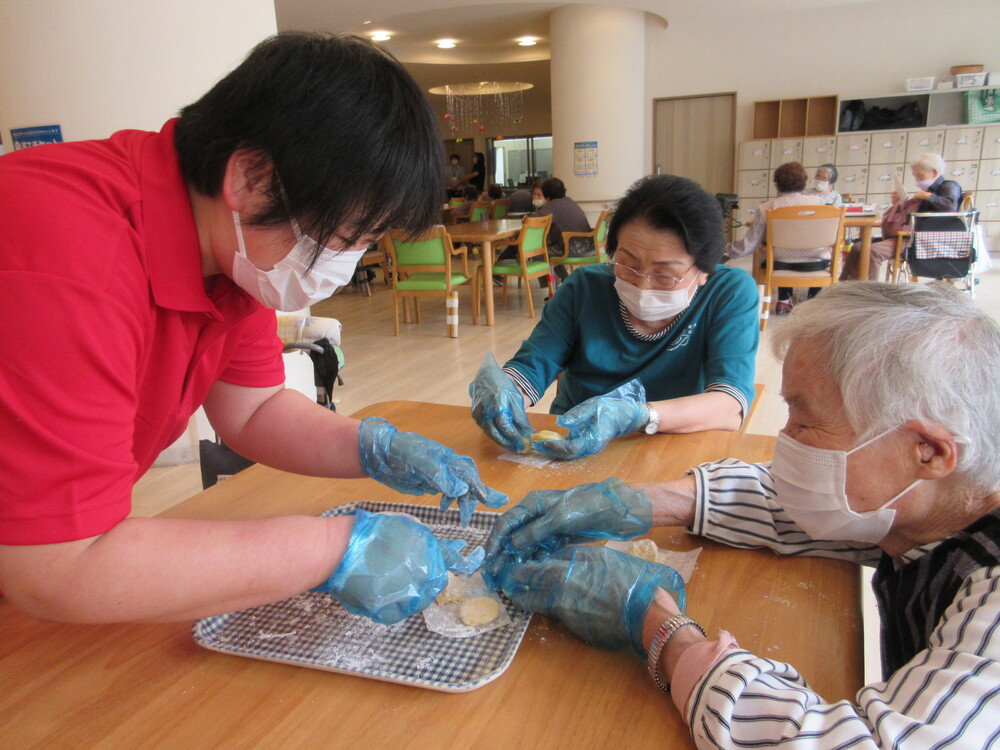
[[470, 174, 759, 460], [841, 153, 962, 281], [725, 161, 831, 314], [485, 282, 1000, 747], [805, 162, 843, 206]]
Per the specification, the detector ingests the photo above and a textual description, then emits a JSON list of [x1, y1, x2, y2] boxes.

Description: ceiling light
[[436, 39, 457, 49], [517, 37, 537, 46], [370, 31, 391, 42], [362, 20, 372, 25]]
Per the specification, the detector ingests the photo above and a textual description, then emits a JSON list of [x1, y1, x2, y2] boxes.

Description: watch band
[[643, 402, 660, 435], [646, 614, 706, 693]]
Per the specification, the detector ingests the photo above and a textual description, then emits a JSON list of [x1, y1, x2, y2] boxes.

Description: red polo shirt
[[0, 120, 285, 545]]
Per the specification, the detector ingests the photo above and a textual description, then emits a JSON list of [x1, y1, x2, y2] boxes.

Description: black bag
[[839, 100, 865, 131], [199, 438, 255, 489], [892, 101, 923, 129], [861, 105, 894, 130]]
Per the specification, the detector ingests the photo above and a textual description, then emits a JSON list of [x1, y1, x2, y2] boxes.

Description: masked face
[[811, 179, 830, 192], [613, 276, 696, 321], [770, 429, 920, 543], [230, 212, 367, 311], [532, 198, 545, 209]]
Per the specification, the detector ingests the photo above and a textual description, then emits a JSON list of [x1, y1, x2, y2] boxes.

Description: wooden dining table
[[0, 401, 863, 750], [846, 215, 881, 280], [446, 218, 524, 326]]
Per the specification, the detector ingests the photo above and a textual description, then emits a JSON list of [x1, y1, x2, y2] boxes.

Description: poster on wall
[[573, 141, 598, 177], [10, 125, 63, 150]]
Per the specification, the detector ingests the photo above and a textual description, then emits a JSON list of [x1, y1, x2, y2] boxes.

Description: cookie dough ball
[[435, 572, 464, 605], [459, 597, 501, 626], [628, 538, 660, 563], [532, 430, 565, 442]]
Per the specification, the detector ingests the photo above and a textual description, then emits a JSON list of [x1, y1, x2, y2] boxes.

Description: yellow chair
[[489, 199, 511, 219], [475, 214, 552, 318], [760, 204, 846, 332], [548, 209, 610, 275], [382, 226, 477, 336]]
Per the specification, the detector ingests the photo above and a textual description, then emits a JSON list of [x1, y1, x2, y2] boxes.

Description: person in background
[[471, 174, 759, 461], [449, 185, 482, 221], [805, 163, 842, 206], [486, 282, 1000, 749], [483, 183, 504, 201], [507, 183, 536, 214], [531, 177, 591, 271], [464, 152, 486, 194], [841, 153, 962, 281], [445, 153, 466, 198], [0, 33, 505, 627], [725, 161, 829, 315]]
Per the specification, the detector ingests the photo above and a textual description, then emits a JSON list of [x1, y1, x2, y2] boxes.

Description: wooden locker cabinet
[[906, 130, 945, 162], [869, 131, 908, 164], [737, 170, 770, 198], [801, 137, 837, 168], [869, 164, 905, 193], [978, 160, 1000, 192], [981, 126, 1000, 160], [738, 141, 771, 170], [769, 139, 803, 168], [837, 134, 871, 166], [839, 166, 870, 198], [943, 128, 984, 162]]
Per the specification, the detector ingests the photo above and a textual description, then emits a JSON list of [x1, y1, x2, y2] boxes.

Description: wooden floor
[[133, 256, 1000, 518]]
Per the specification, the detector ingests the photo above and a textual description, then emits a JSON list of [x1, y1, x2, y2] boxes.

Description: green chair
[[548, 209, 610, 275], [469, 201, 491, 222], [382, 226, 477, 336], [475, 214, 552, 319], [489, 199, 510, 219]]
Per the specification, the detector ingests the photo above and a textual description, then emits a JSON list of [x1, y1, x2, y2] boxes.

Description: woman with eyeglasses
[[470, 174, 759, 460]]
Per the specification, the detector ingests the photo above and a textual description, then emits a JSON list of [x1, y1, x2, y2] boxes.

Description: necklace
[[618, 286, 699, 341]]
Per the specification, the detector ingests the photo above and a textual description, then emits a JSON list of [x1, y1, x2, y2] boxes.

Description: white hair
[[771, 282, 1000, 492], [912, 152, 946, 176]]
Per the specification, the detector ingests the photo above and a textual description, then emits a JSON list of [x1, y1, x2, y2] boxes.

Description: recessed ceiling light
[[436, 39, 457, 49], [517, 37, 537, 46], [362, 20, 372, 25], [370, 31, 392, 42]]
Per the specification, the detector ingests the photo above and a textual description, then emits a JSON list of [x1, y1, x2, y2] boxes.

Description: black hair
[[817, 163, 838, 185], [473, 152, 485, 165], [462, 185, 479, 201], [486, 184, 503, 200], [607, 174, 724, 273], [175, 32, 443, 260], [450, 153, 461, 162], [540, 177, 566, 200]]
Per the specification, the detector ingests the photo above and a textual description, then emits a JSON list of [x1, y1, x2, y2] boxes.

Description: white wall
[[0, 0, 277, 147], [645, 0, 1000, 169]]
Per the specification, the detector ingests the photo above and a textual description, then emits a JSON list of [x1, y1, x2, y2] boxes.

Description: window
[[488, 135, 552, 187]]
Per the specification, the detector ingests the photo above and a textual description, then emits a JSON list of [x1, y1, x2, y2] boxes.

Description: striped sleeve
[[690, 458, 882, 566], [684, 566, 1000, 748], [502, 365, 539, 406]]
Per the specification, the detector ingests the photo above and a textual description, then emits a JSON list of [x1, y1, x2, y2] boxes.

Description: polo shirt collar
[[140, 119, 241, 319]]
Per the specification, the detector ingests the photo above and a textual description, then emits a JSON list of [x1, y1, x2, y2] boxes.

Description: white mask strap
[[232, 211, 249, 258]]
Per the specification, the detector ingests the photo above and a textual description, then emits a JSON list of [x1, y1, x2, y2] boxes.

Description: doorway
[[653, 93, 735, 197]]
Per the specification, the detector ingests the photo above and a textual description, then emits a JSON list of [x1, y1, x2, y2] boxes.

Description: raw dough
[[628, 538, 660, 563], [435, 572, 464, 605], [532, 430, 565, 441], [459, 597, 501, 626]]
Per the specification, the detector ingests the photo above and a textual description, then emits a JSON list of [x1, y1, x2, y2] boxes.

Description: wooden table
[[447, 218, 523, 326], [0, 402, 863, 750], [845, 215, 881, 281]]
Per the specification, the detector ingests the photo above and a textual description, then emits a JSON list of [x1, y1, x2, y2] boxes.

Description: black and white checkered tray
[[193, 501, 531, 693]]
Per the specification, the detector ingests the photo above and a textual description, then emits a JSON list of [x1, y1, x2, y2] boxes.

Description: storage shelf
[[752, 95, 838, 139]]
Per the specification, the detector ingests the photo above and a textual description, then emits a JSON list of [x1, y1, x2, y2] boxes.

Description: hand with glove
[[313, 508, 485, 624], [493, 544, 685, 655], [532, 378, 650, 461], [469, 352, 534, 453], [358, 416, 507, 525], [483, 478, 651, 580]]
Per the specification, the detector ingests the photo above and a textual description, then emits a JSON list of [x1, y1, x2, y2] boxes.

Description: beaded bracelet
[[646, 614, 706, 693]]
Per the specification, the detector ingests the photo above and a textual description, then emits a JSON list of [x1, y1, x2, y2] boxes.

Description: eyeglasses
[[606, 260, 695, 291]]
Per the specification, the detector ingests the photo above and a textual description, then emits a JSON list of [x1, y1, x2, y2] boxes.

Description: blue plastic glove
[[494, 544, 685, 656], [532, 379, 649, 460], [469, 352, 534, 453], [483, 478, 651, 581], [314, 509, 485, 624], [358, 416, 507, 525]]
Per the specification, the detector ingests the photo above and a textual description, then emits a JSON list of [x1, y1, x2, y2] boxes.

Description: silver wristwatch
[[643, 402, 660, 435]]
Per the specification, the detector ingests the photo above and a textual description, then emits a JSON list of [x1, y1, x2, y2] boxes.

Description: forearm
[[216, 387, 365, 478], [631, 475, 696, 527], [649, 391, 743, 433], [0, 514, 354, 623]]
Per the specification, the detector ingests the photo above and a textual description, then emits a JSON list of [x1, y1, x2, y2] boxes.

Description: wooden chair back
[[552, 209, 610, 268], [489, 199, 511, 219]]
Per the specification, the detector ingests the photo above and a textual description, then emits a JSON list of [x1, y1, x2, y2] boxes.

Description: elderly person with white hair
[[484, 281, 1000, 748], [841, 153, 962, 280]]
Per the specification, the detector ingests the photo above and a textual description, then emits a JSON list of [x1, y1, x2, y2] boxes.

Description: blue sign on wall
[[10, 124, 64, 150]]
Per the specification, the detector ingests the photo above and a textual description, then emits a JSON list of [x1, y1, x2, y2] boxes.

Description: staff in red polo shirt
[[0, 33, 505, 626]]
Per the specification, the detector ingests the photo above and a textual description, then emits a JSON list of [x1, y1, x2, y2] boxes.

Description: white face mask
[[915, 177, 935, 191], [230, 212, 365, 311], [769, 428, 921, 544], [613, 277, 695, 322], [532, 198, 545, 208], [811, 179, 830, 192]]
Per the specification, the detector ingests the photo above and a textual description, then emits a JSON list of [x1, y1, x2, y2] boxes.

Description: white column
[[549, 5, 646, 204], [0, 0, 277, 148]]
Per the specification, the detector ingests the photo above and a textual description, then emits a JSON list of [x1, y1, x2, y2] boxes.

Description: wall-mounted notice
[[10, 124, 63, 150], [574, 141, 598, 177]]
